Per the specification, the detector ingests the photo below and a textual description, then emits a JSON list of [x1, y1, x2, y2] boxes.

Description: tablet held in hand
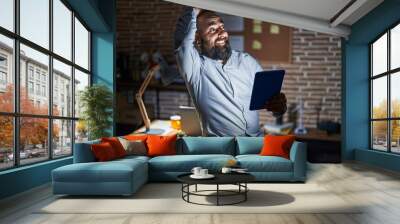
[[249, 70, 285, 111]]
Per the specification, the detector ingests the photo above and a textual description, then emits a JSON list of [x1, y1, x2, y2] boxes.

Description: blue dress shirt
[[175, 8, 263, 137]]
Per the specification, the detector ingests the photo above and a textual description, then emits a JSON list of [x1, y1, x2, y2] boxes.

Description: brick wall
[[117, 0, 341, 129], [260, 29, 342, 127], [117, 0, 184, 65]]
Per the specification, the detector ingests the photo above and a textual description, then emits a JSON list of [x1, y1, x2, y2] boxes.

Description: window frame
[[369, 20, 400, 154], [0, 0, 92, 171]]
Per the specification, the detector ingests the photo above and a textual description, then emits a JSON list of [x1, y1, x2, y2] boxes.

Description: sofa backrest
[[73, 139, 100, 163], [235, 137, 263, 155], [74, 136, 266, 161], [177, 137, 235, 155]]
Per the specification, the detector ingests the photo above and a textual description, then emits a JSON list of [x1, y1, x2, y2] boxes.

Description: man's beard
[[196, 39, 232, 64]]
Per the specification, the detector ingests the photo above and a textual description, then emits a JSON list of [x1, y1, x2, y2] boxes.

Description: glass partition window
[[19, 117, 49, 165], [370, 22, 400, 154], [74, 18, 89, 70], [372, 77, 387, 119], [53, 59, 72, 117], [0, 0, 91, 170], [372, 121, 388, 151], [372, 34, 387, 77], [0, 0, 14, 32], [391, 24, 400, 70], [74, 69, 89, 118], [20, 44, 49, 115], [0, 116, 13, 169], [53, 0, 72, 60], [20, 0, 49, 49], [0, 34, 14, 113], [53, 119, 72, 158], [391, 120, 400, 153]]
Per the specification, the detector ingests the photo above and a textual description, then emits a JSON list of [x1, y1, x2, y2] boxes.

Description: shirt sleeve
[[246, 53, 263, 77], [174, 7, 201, 85]]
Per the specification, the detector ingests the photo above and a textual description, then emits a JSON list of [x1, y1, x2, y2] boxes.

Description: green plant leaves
[[79, 84, 113, 140]]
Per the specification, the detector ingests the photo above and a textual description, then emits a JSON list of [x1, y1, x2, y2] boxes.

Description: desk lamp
[[135, 51, 180, 134]]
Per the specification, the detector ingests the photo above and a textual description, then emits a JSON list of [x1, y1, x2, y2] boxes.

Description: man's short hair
[[197, 10, 219, 19], [196, 10, 221, 30]]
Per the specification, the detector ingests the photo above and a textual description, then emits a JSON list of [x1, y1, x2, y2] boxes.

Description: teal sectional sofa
[[52, 137, 307, 196]]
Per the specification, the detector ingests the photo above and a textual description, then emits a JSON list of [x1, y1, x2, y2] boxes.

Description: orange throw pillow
[[146, 134, 177, 157], [101, 137, 126, 158], [260, 135, 296, 159], [124, 134, 148, 142], [91, 142, 117, 161]]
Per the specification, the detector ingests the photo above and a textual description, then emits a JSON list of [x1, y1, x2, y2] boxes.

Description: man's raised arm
[[174, 7, 201, 85]]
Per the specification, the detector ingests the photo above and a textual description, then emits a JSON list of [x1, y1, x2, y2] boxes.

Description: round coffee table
[[177, 173, 255, 206]]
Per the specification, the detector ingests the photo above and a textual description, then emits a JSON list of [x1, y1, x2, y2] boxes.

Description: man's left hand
[[264, 93, 287, 115]]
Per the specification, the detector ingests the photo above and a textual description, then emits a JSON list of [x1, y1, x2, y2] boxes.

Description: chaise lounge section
[[52, 136, 307, 196], [52, 140, 149, 196]]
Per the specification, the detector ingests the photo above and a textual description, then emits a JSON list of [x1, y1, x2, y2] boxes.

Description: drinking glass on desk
[[170, 115, 181, 130]]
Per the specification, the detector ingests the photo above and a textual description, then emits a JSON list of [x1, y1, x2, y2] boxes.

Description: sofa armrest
[[289, 141, 307, 181], [73, 140, 100, 163]]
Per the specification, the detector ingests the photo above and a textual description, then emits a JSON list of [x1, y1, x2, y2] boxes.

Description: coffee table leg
[[187, 184, 190, 202], [245, 183, 247, 201], [216, 184, 219, 206]]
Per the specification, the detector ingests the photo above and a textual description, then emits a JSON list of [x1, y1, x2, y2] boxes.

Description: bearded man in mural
[[175, 7, 287, 137]]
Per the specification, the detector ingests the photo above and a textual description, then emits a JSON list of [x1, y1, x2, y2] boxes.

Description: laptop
[[179, 106, 203, 136]]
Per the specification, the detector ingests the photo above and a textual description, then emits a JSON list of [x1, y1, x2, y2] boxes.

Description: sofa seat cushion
[[117, 155, 150, 163], [149, 154, 235, 172], [53, 159, 147, 183], [236, 155, 293, 172]]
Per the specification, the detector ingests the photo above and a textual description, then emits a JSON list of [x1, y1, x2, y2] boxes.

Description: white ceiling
[[225, 0, 352, 22], [164, 0, 384, 38]]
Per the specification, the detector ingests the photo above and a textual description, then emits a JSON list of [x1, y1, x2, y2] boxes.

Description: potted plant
[[79, 84, 113, 140]]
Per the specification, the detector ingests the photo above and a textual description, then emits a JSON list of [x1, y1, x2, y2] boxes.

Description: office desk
[[133, 120, 177, 136], [295, 129, 341, 163]]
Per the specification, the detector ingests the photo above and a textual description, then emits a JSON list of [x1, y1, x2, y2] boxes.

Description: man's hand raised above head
[[193, 7, 202, 17], [264, 93, 287, 116]]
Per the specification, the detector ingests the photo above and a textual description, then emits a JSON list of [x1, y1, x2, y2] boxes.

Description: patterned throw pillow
[[118, 137, 147, 156]]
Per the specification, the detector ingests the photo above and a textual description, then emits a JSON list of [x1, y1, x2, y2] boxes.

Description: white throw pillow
[[118, 137, 147, 156]]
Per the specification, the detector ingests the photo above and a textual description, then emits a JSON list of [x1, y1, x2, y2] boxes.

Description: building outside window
[[0, 55, 7, 67], [370, 22, 400, 154], [54, 89, 58, 103], [41, 73, 46, 83], [28, 81, 34, 94], [0, 71, 6, 84], [42, 85, 46, 97], [28, 68, 34, 80], [35, 70, 40, 81], [0, 55, 7, 89], [0, 0, 91, 170], [35, 83, 40, 95]]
